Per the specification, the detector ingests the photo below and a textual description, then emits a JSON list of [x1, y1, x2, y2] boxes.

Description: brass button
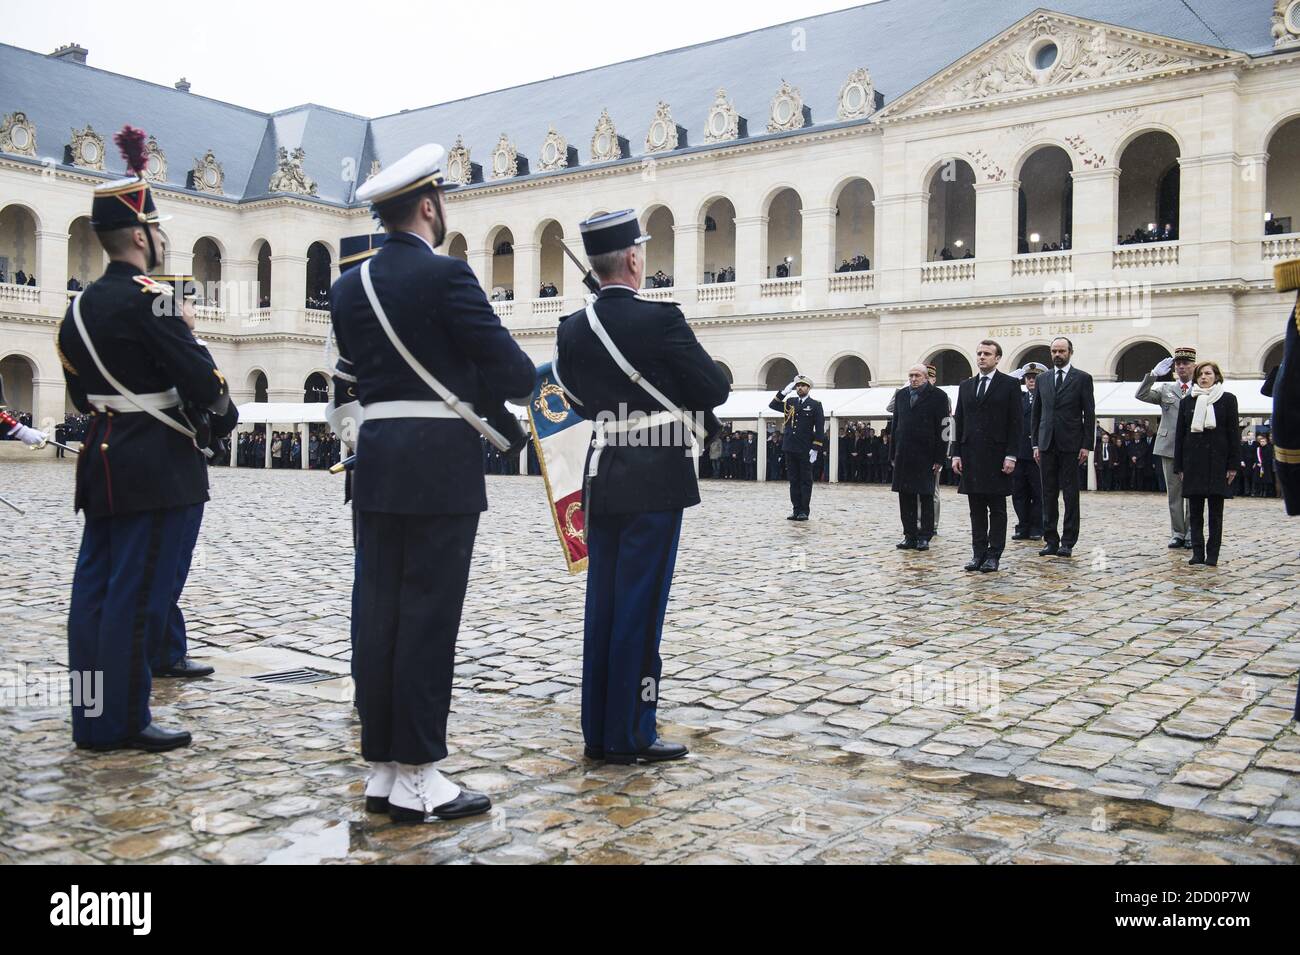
[[100, 443, 109, 451]]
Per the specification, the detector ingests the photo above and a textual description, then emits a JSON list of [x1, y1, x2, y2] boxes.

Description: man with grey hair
[[555, 209, 730, 765], [1137, 346, 1197, 548], [889, 364, 949, 550]]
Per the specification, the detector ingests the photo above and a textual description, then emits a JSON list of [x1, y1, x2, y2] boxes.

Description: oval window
[[1033, 40, 1058, 71]]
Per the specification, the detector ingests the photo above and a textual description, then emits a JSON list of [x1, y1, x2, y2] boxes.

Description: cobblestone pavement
[[3, 459, 1299, 864]]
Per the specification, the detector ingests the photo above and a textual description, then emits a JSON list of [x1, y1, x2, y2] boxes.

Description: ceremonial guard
[[1010, 362, 1046, 540], [1137, 346, 1197, 548], [329, 145, 534, 823], [950, 340, 1022, 572], [150, 274, 237, 680], [1031, 337, 1095, 558], [769, 375, 825, 521], [555, 209, 729, 764], [0, 372, 48, 447], [57, 127, 232, 752], [889, 364, 949, 550]]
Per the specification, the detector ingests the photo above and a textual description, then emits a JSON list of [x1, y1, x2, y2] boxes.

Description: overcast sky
[[1, 0, 878, 116]]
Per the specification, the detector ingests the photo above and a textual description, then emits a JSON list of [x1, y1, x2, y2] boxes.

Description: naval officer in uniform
[[555, 210, 730, 764], [329, 145, 535, 822], [769, 375, 825, 521], [57, 126, 233, 752]]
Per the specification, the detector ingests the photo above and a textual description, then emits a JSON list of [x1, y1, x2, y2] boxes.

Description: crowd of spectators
[[835, 254, 871, 272], [1117, 223, 1177, 245]]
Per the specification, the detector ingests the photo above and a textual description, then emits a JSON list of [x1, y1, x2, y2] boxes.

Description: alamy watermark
[[890, 663, 1001, 717], [0, 664, 103, 717]]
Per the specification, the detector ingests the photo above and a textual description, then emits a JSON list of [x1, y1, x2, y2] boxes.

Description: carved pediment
[[191, 150, 224, 193], [143, 136, 167, 183], [446, 135, 473, 186], [490, 133, 518, 180], [878, 11, 1242, 121], [0, 112, 37, 157], [767, 80, 809, 133], [644, 102, 682, 153], [268, 146, 317, 196], [703, 89, 744, 143], [69, 125, 106, 170]]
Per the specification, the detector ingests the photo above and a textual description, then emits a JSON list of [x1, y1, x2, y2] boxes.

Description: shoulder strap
[[71, 292, 205, 453], [583, 297, 706, 443], [359, 258, 512, 451]]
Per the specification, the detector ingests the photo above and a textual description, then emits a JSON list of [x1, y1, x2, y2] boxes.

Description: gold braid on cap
[[1275, 258, 1300, 295]]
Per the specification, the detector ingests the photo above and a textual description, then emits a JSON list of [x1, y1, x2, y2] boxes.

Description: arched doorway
[[762, 357, 798, 391], [488, 227, 514, 299], [1265, 117, 1300, 236], [305, 242, 332, 309], [537, 220, 565, 297], [1264, 341, 1285, 375], [446, 233, 468, 262], [713, 360, 734, 385], [1013, 344, 1052, 370], [0, 205, 38, 286], [1115, 341, 1171, 381], [766, 188, 802, 278], [0, 354, 35, 412], [927, 160, 976, 260], [255, 241, 272, 307], [1118, 132, 1180, 243], [249, 370, 269, 403], [702, 197, 736, 284], [643, 206, 675, 287], [831, 355, 871, 388], [834, 178, 875, 271], [1018, 146, 1073, 252], [927, 349, 972, 386], [193, 237, 222, 304], [66, 215, 105, 290], [304, 372, 329, 403]]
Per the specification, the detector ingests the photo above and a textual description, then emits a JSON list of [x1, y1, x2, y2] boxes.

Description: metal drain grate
[[251, 668, 343, 686]]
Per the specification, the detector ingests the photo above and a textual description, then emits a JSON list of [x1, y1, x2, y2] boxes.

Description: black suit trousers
[[1186, 495, 1224, 562], [897, 492, 935, 540], [1040, 447, 1080, 547], [352, 510, 479, 764], [967, 493, 1008, 559], [786, 451, 814, 514], [1011, 456, 1042, 535]]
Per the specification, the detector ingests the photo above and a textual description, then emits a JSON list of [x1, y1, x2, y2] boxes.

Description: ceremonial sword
[[0, 490, 25, 515]]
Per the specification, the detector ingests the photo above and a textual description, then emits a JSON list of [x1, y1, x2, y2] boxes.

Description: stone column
[[513, 241, 540, 319], [974, 180, 1018, 290], [265, 427, 273, 469], [465, 249, 492, 290], [231, 425, 239, 468], [673, 222, 703, 296], [733, 214, 767, 308], [270, 252, 306, 331], [1235, 151, 1269, 274], [300, 422, 310, 470], [828, 424, 840, 484], [32, 375, 65, 435], [800, 206, 836, 310], [1069, 168, 1121, 274], [756, 425, 767, 484], [35, 229, 69, 311], [872, 193, 927, 304]]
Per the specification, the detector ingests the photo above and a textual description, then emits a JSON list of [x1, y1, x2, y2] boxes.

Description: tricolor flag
[[527, 363, 592, 574]]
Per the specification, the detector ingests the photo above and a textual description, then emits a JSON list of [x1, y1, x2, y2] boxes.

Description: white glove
[[809, 448, 817, 464], [784, 377, 800, 394], [1152, 356, 1174, 377], [9, 423, 47, 448]]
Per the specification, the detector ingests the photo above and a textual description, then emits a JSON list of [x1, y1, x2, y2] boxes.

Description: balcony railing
[[1263, 233, 1300, 262], [697, 282, 735, 304], [829, 271, 874, 293], [245, 308, 272, 328], [0, 284, 41, 305], [1012, 251, 1073, 277], [533, 297, 564, 317], [1113, 241, 1179, 269], [492, 301, 515, 320], [195, 305, 225, 325], [759, 276, 803, 299], [305, 308, 331, 326], [637, 287, 676, 302], [921, 260, 975, 283]]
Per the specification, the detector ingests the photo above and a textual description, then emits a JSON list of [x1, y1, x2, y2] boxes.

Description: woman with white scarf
[[1174, 361, 1239, 566]]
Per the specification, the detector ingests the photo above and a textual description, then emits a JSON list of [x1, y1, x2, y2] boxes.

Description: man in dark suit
[[1011, 362, 1046, 540], [1031, 337, 1095, 558], [951, 340, 1022, 572], [769, 374, 825, 521], [332, 144, 535, 823], [890, 364, 950, 550], [556, 209, 729, 766]]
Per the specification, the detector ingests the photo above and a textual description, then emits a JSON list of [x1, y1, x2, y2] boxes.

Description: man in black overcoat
[[950, 340, 1022, 572], [1031, 336, 1095, 558], [890, 364, 950, 550]]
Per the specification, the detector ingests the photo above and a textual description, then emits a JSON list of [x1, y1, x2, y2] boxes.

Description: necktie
[[977, 377, 987, 400], [1180, 383, 1187, 396], [1056, 369, 1064, 390]]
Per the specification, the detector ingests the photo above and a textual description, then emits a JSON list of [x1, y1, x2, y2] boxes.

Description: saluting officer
[[555, 210, 730, 764], [57, 126, 233, 753], [330, 145, 535, 823], [770, 374, 825, 521]]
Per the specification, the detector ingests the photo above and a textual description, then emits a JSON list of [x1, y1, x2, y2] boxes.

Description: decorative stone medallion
[[70, 125, 106, 170], [644, 102, 679, 153], [490, 133, 518, 180], [703, 89, 741, 144], [0, 112, 37, 157], [837, 68, 875, 121], [767, 80, 807, 133]]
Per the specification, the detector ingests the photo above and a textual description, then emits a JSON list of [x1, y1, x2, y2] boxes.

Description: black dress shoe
[[915, 539, 930, 551], [604, 741, 689, 765], [786, 512, 799, 520], [964, 558, 984, 572], [431, 790, 491, 820], [794, 513, 809, 522], [1168, 539, 1186, 549], [1038, 544, 1059, 556], [895, 538, 917, 550], [1188, 554, 1205, 565], [1029, 534, 1043, 540], [979, 557, 1000, 572], [1056, 546, 1073, 558], [365, 796, 390, 813], [583, 745, 605, 760], [153, 657, 214, 678], [1011, 532, 1027, 541], [78, 722, 191, 753]]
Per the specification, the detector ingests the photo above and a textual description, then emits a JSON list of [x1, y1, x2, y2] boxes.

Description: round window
[[1031, 39, 1059, 71], [147, 154, 162, 176], [709, 111, 727, 136], [449, 158, 463, 180], [843, 84, 865, 112], [775, 99, 793, 124], [203, 165, 219, 187], [11, 125, 30, 149], [1288, 0, 1300, 32], [81, 139, 99, 163], [595, 132, 610, 155], [494, 151, 508, 174], [650, 120, 666, 147], [543, 141, 557, 164]]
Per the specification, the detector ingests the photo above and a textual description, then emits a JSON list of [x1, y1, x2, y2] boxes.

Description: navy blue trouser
[[68, 505, 195, 746], [582, 509, 683, 756], [352, 510, 479, 765], [153, 503, 204, 672]]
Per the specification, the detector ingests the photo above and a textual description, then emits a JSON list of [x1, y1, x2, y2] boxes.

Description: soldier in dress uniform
[[1010, 362, 1046, 541], [148, 274, 238, 680], [0, 370, 48, 446], [56, 126, 233, 752], [1137, 345, 1197, 548], [554, 209, 730, 764], [329, 145, 534, 823], [769, 374, 825, 521]]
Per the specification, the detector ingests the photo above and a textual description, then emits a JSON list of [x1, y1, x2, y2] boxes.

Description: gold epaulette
[[55, 339, 78, 376], [1275, 258, 1300, 294]]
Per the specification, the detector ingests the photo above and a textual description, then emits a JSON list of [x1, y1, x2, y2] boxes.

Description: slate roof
[[0, 1, 1280, 208]]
